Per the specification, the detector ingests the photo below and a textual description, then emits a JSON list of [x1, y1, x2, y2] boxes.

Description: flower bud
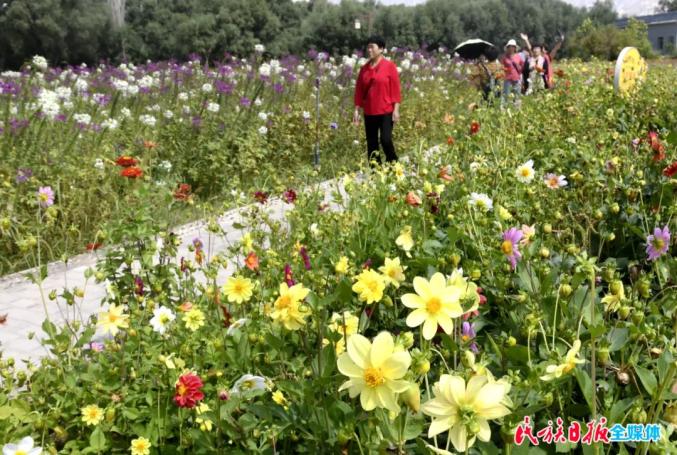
[[559, 284, 572, 297], [543, 223, 552, 234], [506, 336, 517, 347]]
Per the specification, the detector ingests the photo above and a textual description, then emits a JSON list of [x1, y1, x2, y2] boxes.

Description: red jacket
[[354, 58, 401, 116]]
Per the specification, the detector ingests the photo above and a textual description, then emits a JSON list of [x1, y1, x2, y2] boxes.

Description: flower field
[[0, 51, 676, 454]]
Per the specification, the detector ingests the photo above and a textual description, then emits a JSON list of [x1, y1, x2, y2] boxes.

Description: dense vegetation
[[0, 0, 623, 69]]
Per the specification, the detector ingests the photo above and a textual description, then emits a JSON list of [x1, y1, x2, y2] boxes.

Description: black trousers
[[364, 114, 397, 165]]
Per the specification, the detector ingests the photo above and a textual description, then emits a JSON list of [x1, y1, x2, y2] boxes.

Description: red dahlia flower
[[663, 161, 677, 178], [174, 373, 204, 408], [120, 167, 143, 178], [115, 156, 138, 167], [470, 121, 480, 135]]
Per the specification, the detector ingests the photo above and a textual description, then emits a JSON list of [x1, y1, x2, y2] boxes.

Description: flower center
[[548, 177, 559, 187], [277, 295, 292, 309], [501, 240, 514, 255], [159, 314, 169, 324], [16, 451, 28, 455], [476, 200, 486, 209], [521, 168, 531, 177], [426, 297, 442, 314], [177, 384, 187, 396], [108, 313, 119, 323], [653, 238, 665, 250], [364, 367, 385, 388], [242, 380, 254, 390], [367, 280, 379, 293], [234, 283, 243, 294]]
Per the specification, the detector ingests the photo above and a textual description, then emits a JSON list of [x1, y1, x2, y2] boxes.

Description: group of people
[[473, 33, 564, 106], [351, 34, 564, 166]]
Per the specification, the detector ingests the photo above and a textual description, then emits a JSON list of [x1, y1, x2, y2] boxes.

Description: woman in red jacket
[[352, 36, 401, 165]]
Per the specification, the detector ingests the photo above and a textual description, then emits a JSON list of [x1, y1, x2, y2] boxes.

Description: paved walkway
[[0, 176, 352, 365]]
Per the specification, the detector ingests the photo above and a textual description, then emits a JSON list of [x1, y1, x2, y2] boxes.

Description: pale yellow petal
[[380, 351, 411, 379], [370, 332, 395, 368], [412, 276, 431, 298], [477, 419, 492, 442], [440, 375, 466, 407], [386, 378, 412, 393], [449, 424, 469, 452], [421, 398, 457, 418], [347, 334, 371, 369], [428, 417, 454, 438], [405, 308, 427, 327], [422, 317, 438, 340], [436, 313, 454, 334], [337, 354, 363, 378], [376, 386, 400, 413], [401, 293, 423, 309], [360, 387, 378, 411], [429, 272, 447, 291], [474, 384, 511, 419]]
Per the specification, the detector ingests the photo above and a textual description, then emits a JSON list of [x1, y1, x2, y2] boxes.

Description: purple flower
[[299, 247, 311, 270], [283, 188, 297, 204], [329, 122, 338, 130], [134, 276, 144, 296], [88, 342, 105, 352], [461, 322, 479, 353], [273, 83, 284, 94], [240, 96, 251, 107], [15, 168, 33, 184], [646, 226, 670, 261], [192, 237, 203, 251], [284, 264, 295, 287], [37, 186, 55, 208], [501, 228, 524, 270], [215, 80, 233, 95]]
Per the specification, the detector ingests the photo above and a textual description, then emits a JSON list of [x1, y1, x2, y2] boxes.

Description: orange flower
[[179, 302, 193, 312], [447, 136, 455, 145], [86, 242, 102, 251], [438, 166, 453, 182], [405, 191, 422, 207], [470, 120, 480, 135], [143, 140, 157, 149], [174, 183, 192, 201], [115, 155, 138, 167], [121, 167, 143, 179], [443, 113, 455, 125], [245, 252, 259, 271]]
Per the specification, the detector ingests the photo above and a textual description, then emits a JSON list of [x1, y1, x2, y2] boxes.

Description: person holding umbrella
[[468, 46, 502, 103], [500, 39, 524, 107], [353, 35, 401, 166]]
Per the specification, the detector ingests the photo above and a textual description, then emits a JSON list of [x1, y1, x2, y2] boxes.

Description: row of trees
[[0, 0, 639, 69]]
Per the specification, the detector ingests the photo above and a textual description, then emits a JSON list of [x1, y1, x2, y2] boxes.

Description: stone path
[[0, 176, 352, 366]]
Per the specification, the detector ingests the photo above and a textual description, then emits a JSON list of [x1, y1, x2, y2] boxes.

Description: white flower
[[254, 44, 265, 53], [226, 318, 249, 335], [201, 83, 213, 93], [163, 110, 174, 119], [259, 63, 272, 77], [258, 126, 268, 135], [150, 306, 176, 335], [302, 111, 311, 120], [231, 374, 267, 394], [254, 98, 263, 106], [468, 192, 493, 212], [137, 75, 154, 89], [544, 173, 568, 189], [119, 107, 131, 118], [469, 162, 481, 172], [178, 92, 189, 101], [206, 102, 220, 113], [258, 112, 268, 121], [309, 223, 320, 236], [515, 160, 535, 183], [73, 113, 91, 125], [159, 160, 172, 172], [37, 89, 60, 119], [139, 114, 156, 127], [2, 435, 42, 455], [32, 55, 48, 71], [94, 159, 105, 170], [74, 78, 88, 92]]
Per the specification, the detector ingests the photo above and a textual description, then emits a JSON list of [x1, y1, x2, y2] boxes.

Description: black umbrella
[[453, 39, 495, 60]]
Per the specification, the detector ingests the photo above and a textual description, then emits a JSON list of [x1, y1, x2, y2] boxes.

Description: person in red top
[[353, 35, 401, 165], [500, 39, 524, 108]]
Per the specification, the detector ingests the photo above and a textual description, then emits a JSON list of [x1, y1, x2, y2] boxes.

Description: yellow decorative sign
[[614, 47, 647, 95]]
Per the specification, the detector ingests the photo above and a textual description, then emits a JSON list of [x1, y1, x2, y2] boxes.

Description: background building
[[616, 11, 677, 53]]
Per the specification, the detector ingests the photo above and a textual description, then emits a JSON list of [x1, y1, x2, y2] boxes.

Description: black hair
[[483, 46, 499, 61], [366, 35, 386, 50]]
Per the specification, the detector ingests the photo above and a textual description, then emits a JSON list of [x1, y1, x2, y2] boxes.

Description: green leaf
[[574, 368, 595, 412], [123, 407, 141, 420], [607, 327, 628, 352], [89, 427, 107, 451], [634, 366, 657, 397], [609, 397, 635, 424]]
